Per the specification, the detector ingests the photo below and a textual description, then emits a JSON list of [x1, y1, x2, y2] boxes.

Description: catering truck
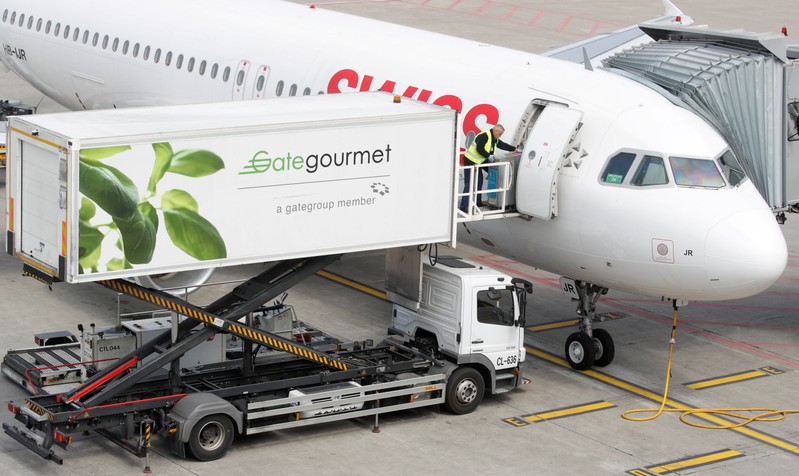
[[5, 92, 457, 286], [2, 93, 532, 466]]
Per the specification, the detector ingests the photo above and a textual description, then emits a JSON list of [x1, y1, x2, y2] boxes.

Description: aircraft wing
[[542, 0, 692, 68]]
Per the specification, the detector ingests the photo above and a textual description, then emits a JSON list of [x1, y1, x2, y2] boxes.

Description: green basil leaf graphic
[[147, 142, 174, 195], [106, 258, 132, 271], [78, 221, 104, 272], [79, 197, 97, 221], [163, 209, 226, 260], [79, 160, 139, 220], [79, 145, 131, 162], [114, 203, 157, 264], [168, 149, 225, 177], [161, 189, 198, 212]]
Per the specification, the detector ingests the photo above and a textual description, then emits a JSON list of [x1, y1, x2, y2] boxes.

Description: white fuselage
[[0, 0, 788, 300]]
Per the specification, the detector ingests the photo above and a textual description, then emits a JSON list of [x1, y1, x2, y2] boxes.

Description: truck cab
[[391, 257, 531, 401]]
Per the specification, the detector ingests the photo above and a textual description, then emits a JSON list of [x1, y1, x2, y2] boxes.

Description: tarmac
[[1, 1, 799, 475]]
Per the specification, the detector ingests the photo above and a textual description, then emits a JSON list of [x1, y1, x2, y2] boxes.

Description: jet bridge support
[[603, 24, 799, 212]]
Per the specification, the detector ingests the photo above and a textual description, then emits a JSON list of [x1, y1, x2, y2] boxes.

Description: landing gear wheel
[[444, 367, 485, 415], [592, 328, 615, 367], [188, 415, 234, 461], [565, 332, 595, 370]]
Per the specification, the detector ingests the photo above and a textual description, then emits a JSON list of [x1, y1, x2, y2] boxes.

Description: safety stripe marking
[[684, 367, 782, 390], [99, 279, 349, 371], [526, 345, 799, 456], [626, 448, 744, 475], [502, 400, 616, 426], [527, 313, 625, 332]]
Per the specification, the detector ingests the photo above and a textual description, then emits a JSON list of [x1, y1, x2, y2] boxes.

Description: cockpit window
[[601, 152, 636, 184], [670, 157, 725, 188], [631, 155, 668, 186], [717, 150, 746, 187]]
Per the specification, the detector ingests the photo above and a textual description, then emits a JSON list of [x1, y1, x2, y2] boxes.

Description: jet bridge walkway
[[602, 23, 799, 212]]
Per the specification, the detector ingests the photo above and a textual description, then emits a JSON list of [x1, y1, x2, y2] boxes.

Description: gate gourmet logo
[[239, 144, 392, 175]]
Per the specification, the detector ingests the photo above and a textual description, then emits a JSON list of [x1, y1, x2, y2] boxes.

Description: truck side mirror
[[511, 278, 533, 294]]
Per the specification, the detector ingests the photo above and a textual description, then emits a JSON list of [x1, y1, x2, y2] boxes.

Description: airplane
[[0, 0, 789, 370]]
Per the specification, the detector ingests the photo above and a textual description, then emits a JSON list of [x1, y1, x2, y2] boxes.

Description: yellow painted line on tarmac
[[522, 400, 616, 423], [685, 368, 773, 390], [315, 270, 387, 300], [527, 319, 579, 332], [525, 345, 799, 456], [627, 448, 744, 475], [527, 313, 625, 333]]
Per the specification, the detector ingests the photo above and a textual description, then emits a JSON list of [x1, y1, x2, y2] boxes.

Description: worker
[[460, 124, 516, 211]]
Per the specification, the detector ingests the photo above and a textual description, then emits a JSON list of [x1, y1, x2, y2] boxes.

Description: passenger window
[[476, 288, 515, 327], [256, 75, 265, 92], [717, 151, 746, 187], [2, 10, 7, 23], [275, 80, 284, 96], [133, 43, 140, 58], [154, 48, 161, 64], [36, 18, 42, 31], [289, 84, 298, 96], [45, 20, 51, 34], [211, 63, 219, 79], [631, 155, 668, 186], [143, 46, 150, 60], [122, 40, 129, 55], [63, 25, 70, 39], [28, 16, 34, 29], [303, 87, 311, 96], [670, 157, 725, 188], [237, 70, 246, 87], [18, 13, 23, 26], [199, 60, 206, 76], [112, 38, 119, 52], [73, 27, 79, 42], [82, 30, 89, 44], [9, 12, 15, 25], [102, 35, 109, 49], [93, 33, 99, 47], [176, 54, 184, 69], [54, 23, 60, 37], [601, 152, 636, 184], [165, 51, 172, 66], [188, 57, 195, 72], [223, 66, 231, 82]]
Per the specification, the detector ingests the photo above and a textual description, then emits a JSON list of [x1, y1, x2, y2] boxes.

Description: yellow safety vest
[[464, 130, 494, 165]]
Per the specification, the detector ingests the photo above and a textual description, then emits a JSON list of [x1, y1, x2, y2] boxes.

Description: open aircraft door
[[515, 106, 582, 220]]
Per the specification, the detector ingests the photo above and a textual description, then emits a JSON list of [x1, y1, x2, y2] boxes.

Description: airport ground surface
[[2, 1, 799, 474]]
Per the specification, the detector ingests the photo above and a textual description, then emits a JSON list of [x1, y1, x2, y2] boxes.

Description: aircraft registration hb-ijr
[[0, 0, 789, 370]]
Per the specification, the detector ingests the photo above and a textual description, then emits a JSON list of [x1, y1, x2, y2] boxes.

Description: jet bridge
[[602, 24, 799, 212]]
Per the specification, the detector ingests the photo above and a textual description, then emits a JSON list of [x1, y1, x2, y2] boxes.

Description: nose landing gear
[[563, 281, 614, 370]]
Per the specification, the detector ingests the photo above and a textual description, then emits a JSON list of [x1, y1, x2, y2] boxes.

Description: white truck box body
[[5, 92, 458, 282]]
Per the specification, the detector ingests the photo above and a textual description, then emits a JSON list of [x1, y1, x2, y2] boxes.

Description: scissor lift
[[3, 254, 446, 464]]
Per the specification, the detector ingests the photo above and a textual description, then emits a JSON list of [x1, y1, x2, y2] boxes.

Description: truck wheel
[[444, 367, 485, 415], [188, 415, 234, 461]]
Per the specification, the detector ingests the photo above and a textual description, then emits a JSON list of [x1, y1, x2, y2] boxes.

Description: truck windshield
[[476, 288, 515, 327]]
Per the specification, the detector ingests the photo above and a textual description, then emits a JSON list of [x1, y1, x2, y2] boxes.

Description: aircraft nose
[[704, 209, 787, 299]]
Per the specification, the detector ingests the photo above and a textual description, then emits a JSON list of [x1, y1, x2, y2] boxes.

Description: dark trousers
[[460, 165, 484, 210]]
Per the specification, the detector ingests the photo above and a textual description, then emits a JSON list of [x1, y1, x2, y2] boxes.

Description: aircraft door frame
[[232, 60, 251, 100], [515, 105, 583, 220], [252, 65, 271, 99]]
